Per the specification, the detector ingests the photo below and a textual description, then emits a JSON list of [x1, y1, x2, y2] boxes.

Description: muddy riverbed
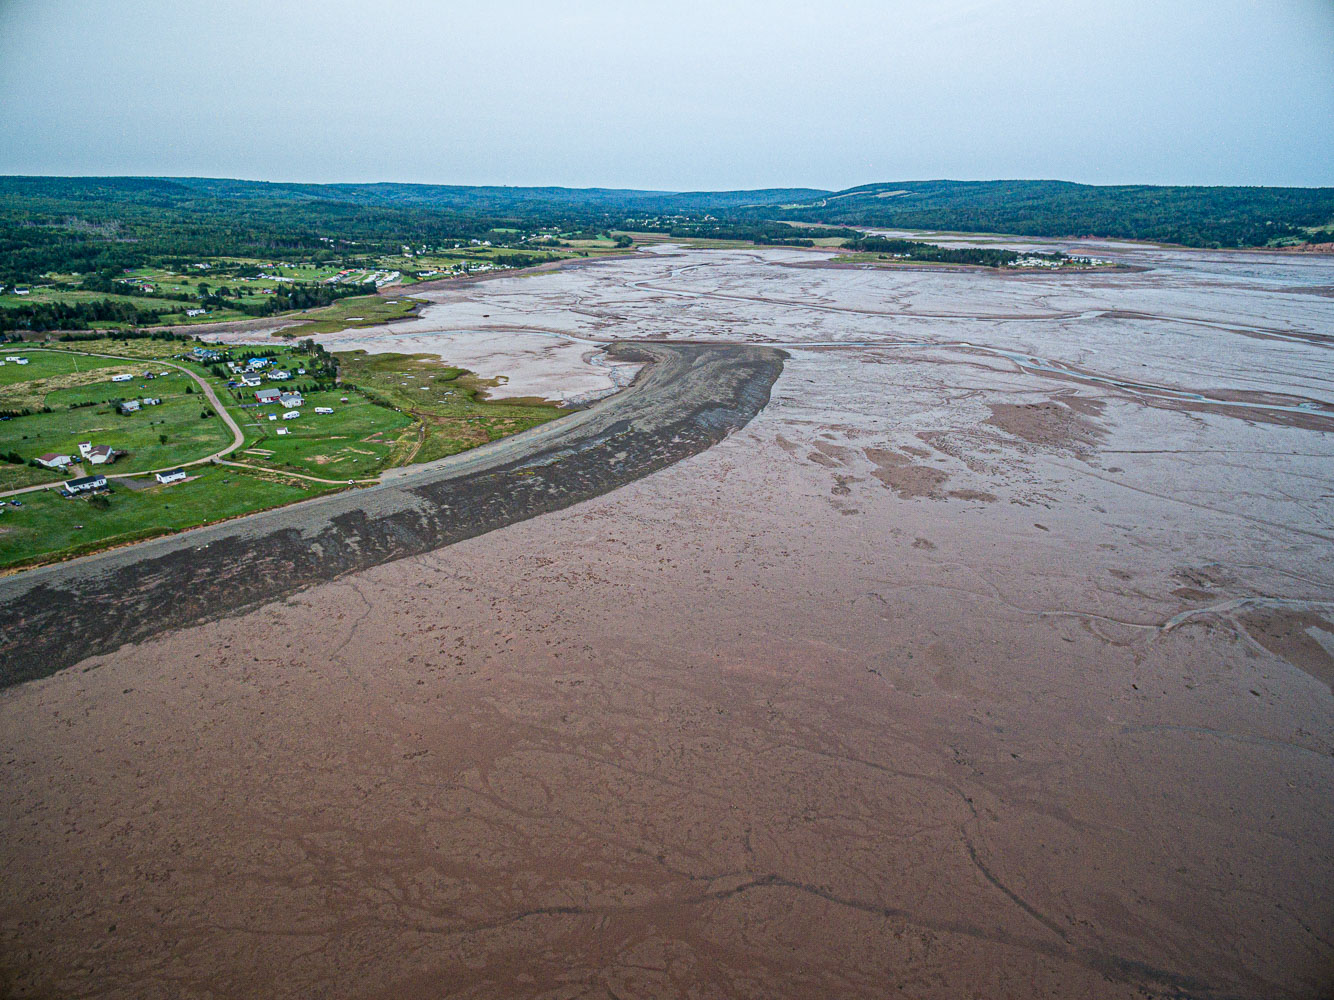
[[1, 244, 1332, 999]]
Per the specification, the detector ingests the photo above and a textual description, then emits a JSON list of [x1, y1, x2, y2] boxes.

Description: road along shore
[[0, 342, 785, 685]]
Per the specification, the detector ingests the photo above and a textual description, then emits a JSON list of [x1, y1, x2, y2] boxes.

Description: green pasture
[[0, 465, 341, 571]]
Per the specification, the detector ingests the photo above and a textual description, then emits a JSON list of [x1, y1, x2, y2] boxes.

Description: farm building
[[36, 453, 72, 469]]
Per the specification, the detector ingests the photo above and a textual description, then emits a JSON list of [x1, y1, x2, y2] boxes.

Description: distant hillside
[[756, 180, 1334, 248], [2, 176, 1332, 278], [0, 176, 831, 217]]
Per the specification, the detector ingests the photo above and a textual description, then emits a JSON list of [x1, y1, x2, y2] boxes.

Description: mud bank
[[0, 342, 784, 684]]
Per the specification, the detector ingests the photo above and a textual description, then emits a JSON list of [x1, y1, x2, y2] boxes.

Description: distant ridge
[[756, 179, 1334, 248], [1, 175, 1331, 248]]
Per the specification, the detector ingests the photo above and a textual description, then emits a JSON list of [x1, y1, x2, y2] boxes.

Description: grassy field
[[0, 339, 573, 567], [339, 351, 563, 464], [0, 350, 232, 490], [232, 387, 415, 479], [276, 295, 421, 338], [0, 465, 342, 571]]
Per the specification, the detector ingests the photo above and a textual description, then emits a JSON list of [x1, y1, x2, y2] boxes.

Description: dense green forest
[[759, 180, 1334, 248], [1, 176, 1330, 289]]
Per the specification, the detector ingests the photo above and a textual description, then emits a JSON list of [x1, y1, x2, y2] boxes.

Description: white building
[[156, 469, 187, 485]]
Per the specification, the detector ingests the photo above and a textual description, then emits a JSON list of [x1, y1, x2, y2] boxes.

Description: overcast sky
[[2, 0, 1331, 190]]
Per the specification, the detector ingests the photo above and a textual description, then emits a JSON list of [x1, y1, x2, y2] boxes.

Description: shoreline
[[0, 341, 786, 684]]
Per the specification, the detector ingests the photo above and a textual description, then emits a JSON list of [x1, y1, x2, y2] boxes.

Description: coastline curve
[[0, 341, 786, 685]]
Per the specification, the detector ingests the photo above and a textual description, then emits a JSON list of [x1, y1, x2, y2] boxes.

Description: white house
[[156, 468, 187, 485], [141, 397, 161, 406], [87, 445, 116, 465], [279, 393, 303, 409], [14, 358, 27, 365], [111, 373, 133, 383], [119, 400, 141, 414], [36, 453, 72, 469], [62, 473, 107, 495]]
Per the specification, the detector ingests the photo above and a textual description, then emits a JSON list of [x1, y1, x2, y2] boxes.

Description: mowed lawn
[[0, 466, 340, 570], [237, 389, 414, 479], [0, 355, 231, 490]]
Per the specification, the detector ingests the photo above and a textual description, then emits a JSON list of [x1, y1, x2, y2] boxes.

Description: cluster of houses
[[226, 357, 305, 388], [37, 440, 118, 470], [255, 387, 303, 410]]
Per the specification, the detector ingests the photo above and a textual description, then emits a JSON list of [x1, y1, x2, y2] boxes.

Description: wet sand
[[1, 245, 1332, 999]]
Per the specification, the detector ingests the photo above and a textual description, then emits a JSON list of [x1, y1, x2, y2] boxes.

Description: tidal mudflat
[[2, 244, 1332, 999]]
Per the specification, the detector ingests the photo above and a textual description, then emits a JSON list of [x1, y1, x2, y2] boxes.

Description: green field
[[339, 351, 562, 465], [232, 387, 415, 479], [276, 295, 421, 338], [0, 339, 573, 567], [0, 465, 341, 570], [0, 350, 231, 490]]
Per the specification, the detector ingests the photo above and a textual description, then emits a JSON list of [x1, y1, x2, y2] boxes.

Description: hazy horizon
[[3, 0, 1333, 190]]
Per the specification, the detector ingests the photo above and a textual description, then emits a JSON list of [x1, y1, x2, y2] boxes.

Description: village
[[0, 335, 563, 569]]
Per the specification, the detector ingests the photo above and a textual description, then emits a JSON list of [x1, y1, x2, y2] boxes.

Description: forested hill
[[758, 180, 1334, 248], [0, 176, 830, 217], [1, 176, 1331, 258]]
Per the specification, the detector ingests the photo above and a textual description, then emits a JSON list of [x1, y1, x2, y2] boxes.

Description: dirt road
[[0, 342, 784, 683]]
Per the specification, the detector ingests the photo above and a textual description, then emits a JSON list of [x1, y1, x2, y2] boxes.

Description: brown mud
[[1, 244, 1331, 1000]]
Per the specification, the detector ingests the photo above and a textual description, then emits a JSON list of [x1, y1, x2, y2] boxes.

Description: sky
[[1, 0, 1331, 190]]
